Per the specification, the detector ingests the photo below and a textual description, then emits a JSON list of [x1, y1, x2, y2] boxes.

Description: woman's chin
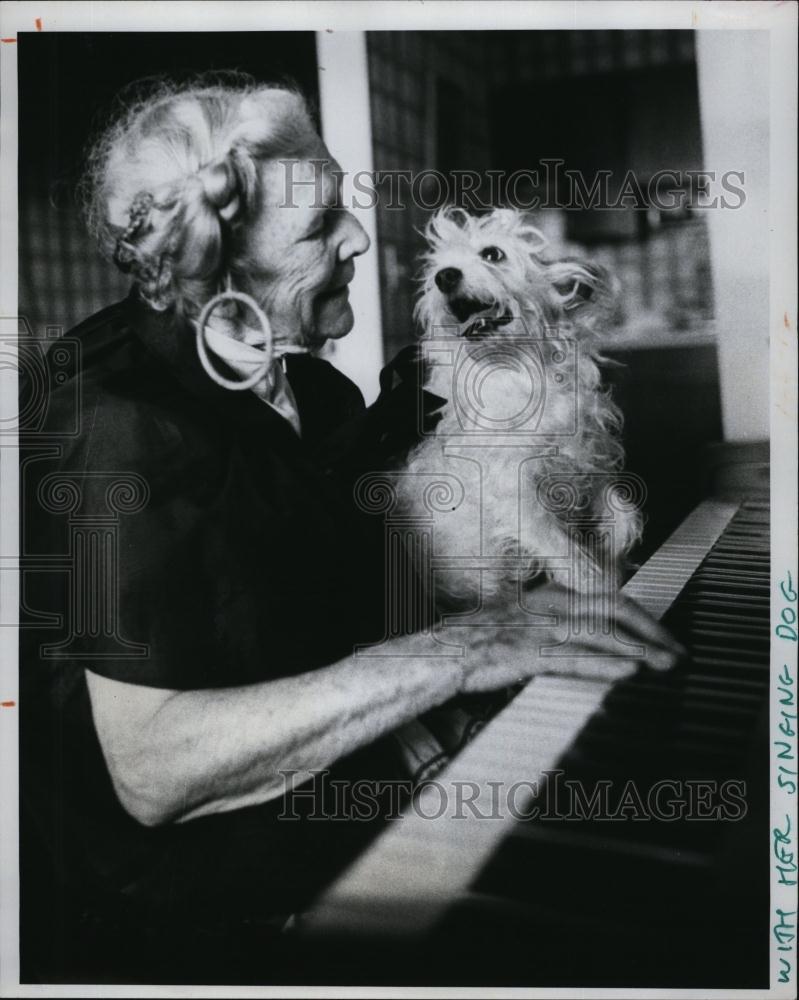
[[312, 293, 354, 342]]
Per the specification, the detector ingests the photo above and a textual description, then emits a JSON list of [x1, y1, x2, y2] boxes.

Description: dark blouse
[[19, 290, 443, 979]]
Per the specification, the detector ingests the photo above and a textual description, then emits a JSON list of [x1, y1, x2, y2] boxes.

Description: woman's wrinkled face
[[241, 138, 369, 348]]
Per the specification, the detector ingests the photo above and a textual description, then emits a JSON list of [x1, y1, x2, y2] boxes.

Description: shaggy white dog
[[395, 207, 642, 607]]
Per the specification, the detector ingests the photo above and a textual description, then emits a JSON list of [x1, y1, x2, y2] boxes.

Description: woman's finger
[[510, 619, 679, 671], [612, 593, 685, 653], [522, 584, 683, 650], [536, 656, 639, 682], [525, 587, 685, 658]]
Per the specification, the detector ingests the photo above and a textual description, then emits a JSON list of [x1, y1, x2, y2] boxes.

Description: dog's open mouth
[[449, 296, 491, 323], [448, 297, 513, 339], [463, 313, 513, 339]]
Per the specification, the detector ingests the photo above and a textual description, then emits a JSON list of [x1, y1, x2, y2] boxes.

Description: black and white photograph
[[0, 1, 796, 995]]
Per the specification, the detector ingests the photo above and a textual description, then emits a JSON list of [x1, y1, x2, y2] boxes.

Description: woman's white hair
[[82, 73, 318, 313]]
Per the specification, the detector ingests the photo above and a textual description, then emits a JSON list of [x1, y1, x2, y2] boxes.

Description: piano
[[298, 494, 770, 988]]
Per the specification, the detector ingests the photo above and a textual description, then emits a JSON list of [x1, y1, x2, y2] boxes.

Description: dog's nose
[[435, 267, 462, 293]]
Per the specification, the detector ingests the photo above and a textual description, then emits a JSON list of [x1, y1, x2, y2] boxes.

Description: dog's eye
[[480, 246, 505, 263]]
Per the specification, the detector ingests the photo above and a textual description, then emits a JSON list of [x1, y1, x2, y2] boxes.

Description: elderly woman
[[21, 78, 678, 982]]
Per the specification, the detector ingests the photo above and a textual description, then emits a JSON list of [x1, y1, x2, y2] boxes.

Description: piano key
[[301, 499, 744, 937]]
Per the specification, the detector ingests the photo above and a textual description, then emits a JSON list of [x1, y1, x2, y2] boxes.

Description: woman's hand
[[438, 582, 684, 695]]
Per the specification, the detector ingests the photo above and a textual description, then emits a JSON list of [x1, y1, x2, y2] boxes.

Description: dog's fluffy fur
[[395, 207, 642, 605]]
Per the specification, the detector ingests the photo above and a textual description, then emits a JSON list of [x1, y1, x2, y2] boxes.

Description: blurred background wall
[[18, 28, 769, 558], [367, 30, 713, 361]]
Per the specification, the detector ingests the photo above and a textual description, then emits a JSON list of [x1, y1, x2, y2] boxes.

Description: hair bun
[[195, 156, 241, 221]]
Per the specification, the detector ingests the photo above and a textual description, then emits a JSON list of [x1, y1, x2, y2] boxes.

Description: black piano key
[[302, 499, 771, 988], [476, 502, 771, 889], [682, 610, 769, 632]]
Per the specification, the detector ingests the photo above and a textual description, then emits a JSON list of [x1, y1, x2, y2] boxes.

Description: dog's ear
[[546, 258, 618, 329], [440, 205, 470, 228], [492, 209, 548, 253], [423, 205, 470, 246]]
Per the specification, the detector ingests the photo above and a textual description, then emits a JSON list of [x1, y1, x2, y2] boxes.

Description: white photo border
[[1, 2, 796, 998]]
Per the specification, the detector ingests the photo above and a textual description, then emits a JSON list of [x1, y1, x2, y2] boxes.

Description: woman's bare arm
[[86, 632, 461, 827], [86, 585, 680, 827]]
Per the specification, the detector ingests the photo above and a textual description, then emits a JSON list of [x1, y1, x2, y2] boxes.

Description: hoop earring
[[196, 288, 273, 391]]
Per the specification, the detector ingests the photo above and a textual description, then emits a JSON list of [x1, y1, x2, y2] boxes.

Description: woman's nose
[[336, 210, 370, 261]]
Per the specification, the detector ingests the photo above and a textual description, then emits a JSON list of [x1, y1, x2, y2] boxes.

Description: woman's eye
[[480, 245, 505, 263]]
